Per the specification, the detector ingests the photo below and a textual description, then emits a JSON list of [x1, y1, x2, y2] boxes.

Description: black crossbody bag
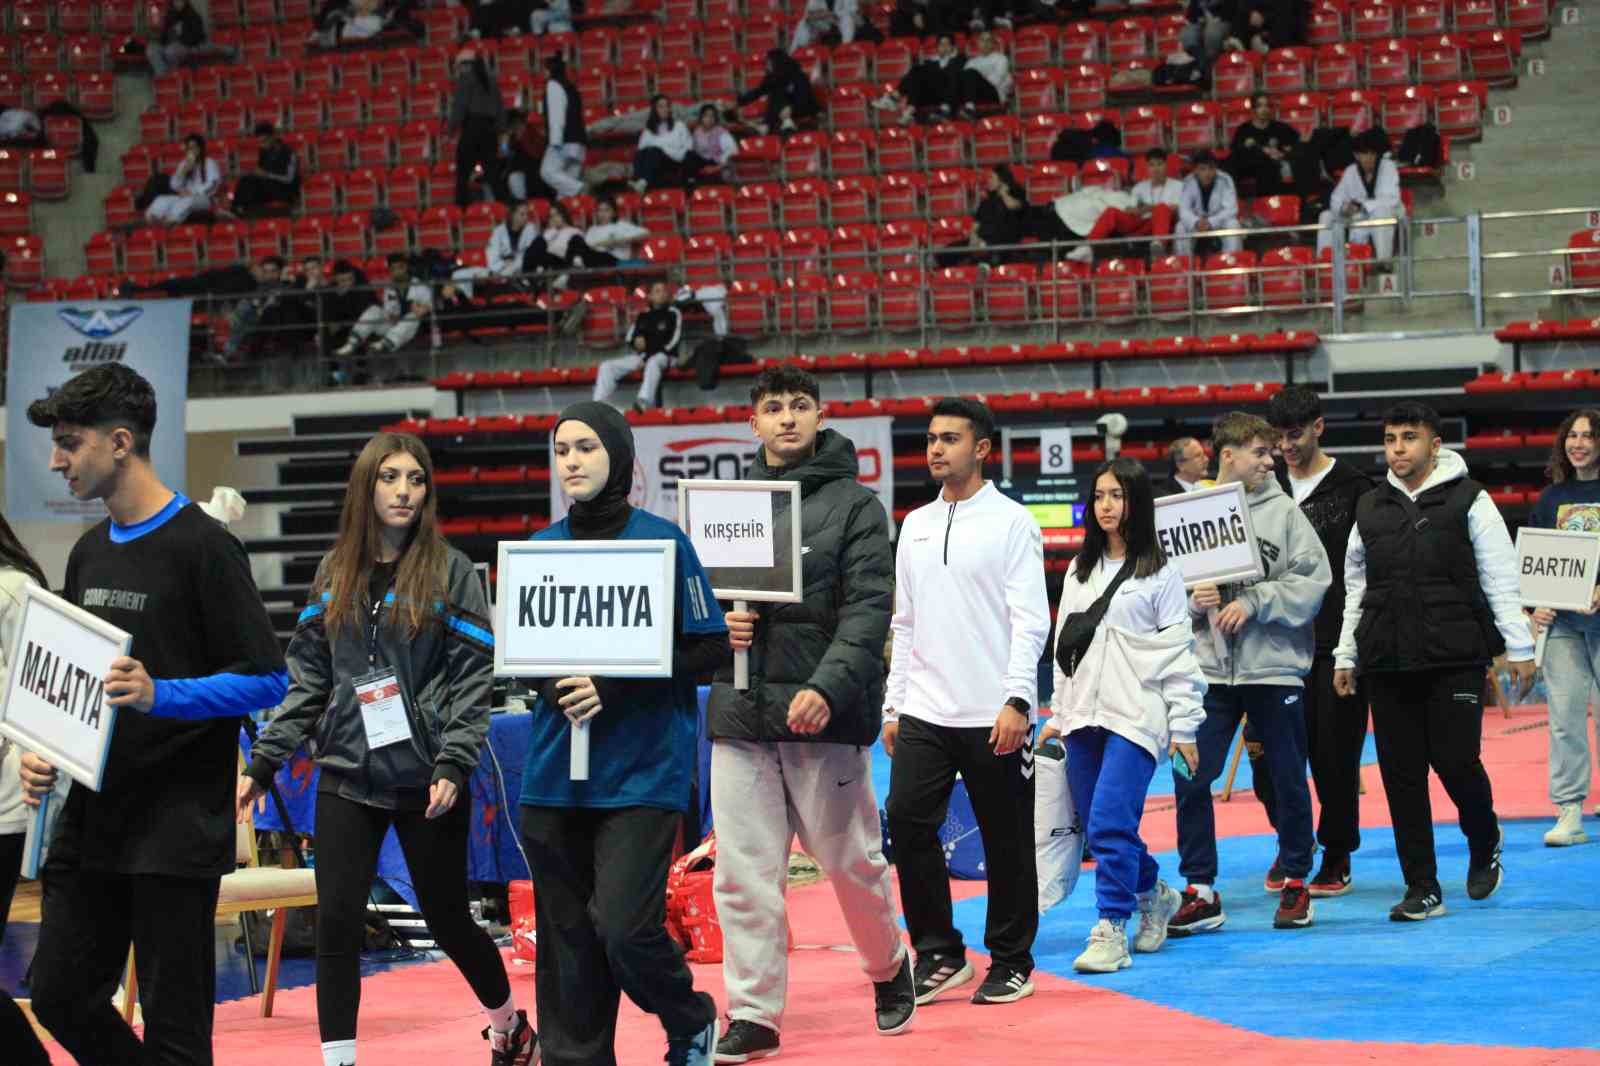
[[1054, 559, 1136, 679]]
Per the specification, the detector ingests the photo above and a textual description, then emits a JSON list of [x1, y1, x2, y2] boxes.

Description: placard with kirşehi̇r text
[[1152, 481, 1266, 589], [0, 583, 132, 791], [492, 540, 677, 678], [678, 479, 804, 604], [1517, 526, 1600, 613]]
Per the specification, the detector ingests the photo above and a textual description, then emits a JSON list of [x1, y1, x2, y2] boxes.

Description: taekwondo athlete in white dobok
[[1175, 151, 1242, 256], [883, 397, 1051, 1009], [1317, 129, 1405, 262], [450, 200, 541, 299]]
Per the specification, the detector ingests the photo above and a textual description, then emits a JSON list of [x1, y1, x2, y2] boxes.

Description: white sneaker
[[629, 178, 648, 194], [1066, 244, 1093, 263], [873, 92, 901, 112], [1545, 802, 1589, 846], [1072, 919, 1132, 974], [1132, 881, 1183, 953]]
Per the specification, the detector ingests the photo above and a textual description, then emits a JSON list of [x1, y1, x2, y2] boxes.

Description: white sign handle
[[734, 598, 750, 691], [1534, 627, 1550, 670], [1207, 607, 1229, 662], [570, 718, 590, 781]]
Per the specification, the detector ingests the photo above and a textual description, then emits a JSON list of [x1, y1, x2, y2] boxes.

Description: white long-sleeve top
[[172, 157, 222, 202], [1334, 448, 1534, 670], [546, 79, 570, 147], [0, 568, 39, 834], [1050, 557, 1205, 757], [1179, 171, 1238, 228], [965, 51, 1013, 101], [885, 481, 1050, 728], [638, 119, 693, 163], [1133, 177, 1183, 209], [486, 222, 539, 276], [543, 223, 582, 259], [585, 219, 650, 259], [1329, 154, 1403, 220]]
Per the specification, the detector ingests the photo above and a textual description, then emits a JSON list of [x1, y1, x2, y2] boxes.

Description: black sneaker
[[912, 953, 974, 1005], [970, 965, 1034, 1005], [1272, 880, 1314, 929], [1389, 887, 1446, 922], [1467, 827, 1505, 901], [1167, 886, 1226, 936], [872, 953, 916, 1036], [1263, 855, 1286, 893], [1307, 852, 1353, 898], [713, 1020, 778, 1064], [484, 1009, 539, 1066]]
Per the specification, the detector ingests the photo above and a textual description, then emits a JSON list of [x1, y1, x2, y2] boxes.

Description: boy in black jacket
[[592, 280, 684, 412], [707, 366, 913, 1063], [1249, 387, 1374, 896]]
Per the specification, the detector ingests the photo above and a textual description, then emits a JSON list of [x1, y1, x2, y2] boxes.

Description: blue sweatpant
[[1064, 727, 1160, 921]]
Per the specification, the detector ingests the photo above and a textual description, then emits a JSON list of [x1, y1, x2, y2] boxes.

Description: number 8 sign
[[1039, 427, 1074, 474]]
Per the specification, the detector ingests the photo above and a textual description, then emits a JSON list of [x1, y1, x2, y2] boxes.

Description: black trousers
[[898, 62, 963, 110], [958, 70, 1001, 110], [30, 850, 221, 1066], [313, 791, 510, 1043], [519, 805, 714, 1066], [455, 116, 502, 207], [1249, 656, 1370, 857], [230, 175, 296, 216], [1367, 667, 1500, 895], [0, 831, 22, 945], [0, 988, 50, 1066], [884, 715, 1037, 973]]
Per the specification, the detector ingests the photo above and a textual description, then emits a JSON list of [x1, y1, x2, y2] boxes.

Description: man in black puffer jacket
[[706, 366, 914, 1064]]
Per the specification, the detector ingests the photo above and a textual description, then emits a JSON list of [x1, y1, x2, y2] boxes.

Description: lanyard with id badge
[[355, 583, 416, 752]]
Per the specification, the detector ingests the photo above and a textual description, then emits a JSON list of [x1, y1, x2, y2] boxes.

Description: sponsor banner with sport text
[[6, 300, 191, 523], [550, 416, 895, 532]]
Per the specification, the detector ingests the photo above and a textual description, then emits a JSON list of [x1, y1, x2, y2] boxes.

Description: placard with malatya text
[[493, 540, 677, 678], [1517, 526, 1600, 612], [0, 583, 131, 791], [1152, 482, 1266, 589]]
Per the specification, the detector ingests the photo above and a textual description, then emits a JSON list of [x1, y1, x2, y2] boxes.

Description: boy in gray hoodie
[[1168, 412, 1332, 934]]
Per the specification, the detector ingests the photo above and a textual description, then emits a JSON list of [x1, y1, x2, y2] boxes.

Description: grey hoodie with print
[[1188, 476, 1332, 687]]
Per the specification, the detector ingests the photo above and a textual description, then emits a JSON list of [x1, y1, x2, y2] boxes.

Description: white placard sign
[[0, 584, 131, 791], [1517, 527, 1600, 612], [493, 540, 677, 678], [1153, 482, 1265, 588], [1039, 427, 1074, 474], [686, 483, 777, 570]]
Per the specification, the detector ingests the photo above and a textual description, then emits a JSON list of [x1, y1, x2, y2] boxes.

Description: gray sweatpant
[[1546, 616, 1600, 806], [711, 739, 906, 1032]]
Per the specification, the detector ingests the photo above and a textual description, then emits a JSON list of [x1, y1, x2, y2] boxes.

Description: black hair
[[253, 121, 277, 137], [27, 364, 159, 458], [1266, 385, 1322, 430], [1355, 127, 1390, 155], [929, 397, 996, 447], [645, 94, 676, 135], [749, 364, 821, 406], [698, 103, 720, 121], [1191, 149, 1217, 166], [0, 511, 46, 590], [302, 253, 323, 264], [332, 258, 356, 274], [1382, 401, 1441, 437], [385, 251, 409, 266], [184, 132, 207, 160], [1144, 146, 1167, 162], [1075, 458, 1167, 582], [260, 255, 285, 271], [1251, 91, 1272, 108]]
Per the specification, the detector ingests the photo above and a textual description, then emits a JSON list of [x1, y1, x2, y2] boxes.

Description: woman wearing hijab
[[519, 402, 726, 1066]]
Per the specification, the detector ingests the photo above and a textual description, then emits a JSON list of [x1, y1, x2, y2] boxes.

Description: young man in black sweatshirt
[[19, 364, 287, 1065], [1248, 387, 1376, 897], [592, 280, 683, 412]]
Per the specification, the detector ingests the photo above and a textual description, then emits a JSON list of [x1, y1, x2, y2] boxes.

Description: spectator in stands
[[311, 0, 391, 45], [0, 108, 41, 143], [739, 49, 820, 137], [1180, 0, 1238, 67], [874, 33, 964, 125], [148, 0, 236, 77], [1229, 93, 1300, 198], [631, 95, 694, 194], [538, 201, 585, 280], [492, 108, 548, 204], [1242, 0, 1305, 51], [1157, 437, 1211, 496], [1316, 129, 1404, 263], [229, 123, 300, 218], [449, 46, 507, 208], [284, 254, 331, 354], [146, 133, 221, 225], [889, 0, 935, 37], [1176, 150, 1241, 255], [938, 164, 1026, 267], [593, 281, 684, 411], [220, 255, 292, 362], [336, 252, 434, 358], [792, 0, 860, 50], [959, 30, 1012, 118], [450, 199, 541, 298], [542, 56, 588, 199], [529, 0, 575, 35], [1069, 150, 1182, 262], [576, 198, 651, 271], [460, 0, 529, 37], [324, 259, 376, 380], [688, 104, 739, 185]]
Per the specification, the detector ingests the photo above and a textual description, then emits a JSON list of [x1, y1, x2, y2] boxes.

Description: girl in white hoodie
[[1043, 458, 1206, 974], [0, 512, 46, 948]]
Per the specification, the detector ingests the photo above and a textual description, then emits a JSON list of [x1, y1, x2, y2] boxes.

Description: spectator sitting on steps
[[593, 281, 684, 412]]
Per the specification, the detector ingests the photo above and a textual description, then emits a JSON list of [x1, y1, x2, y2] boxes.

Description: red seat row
[[1464, 366, 1600, 392], [0, 70, 118, 118]]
